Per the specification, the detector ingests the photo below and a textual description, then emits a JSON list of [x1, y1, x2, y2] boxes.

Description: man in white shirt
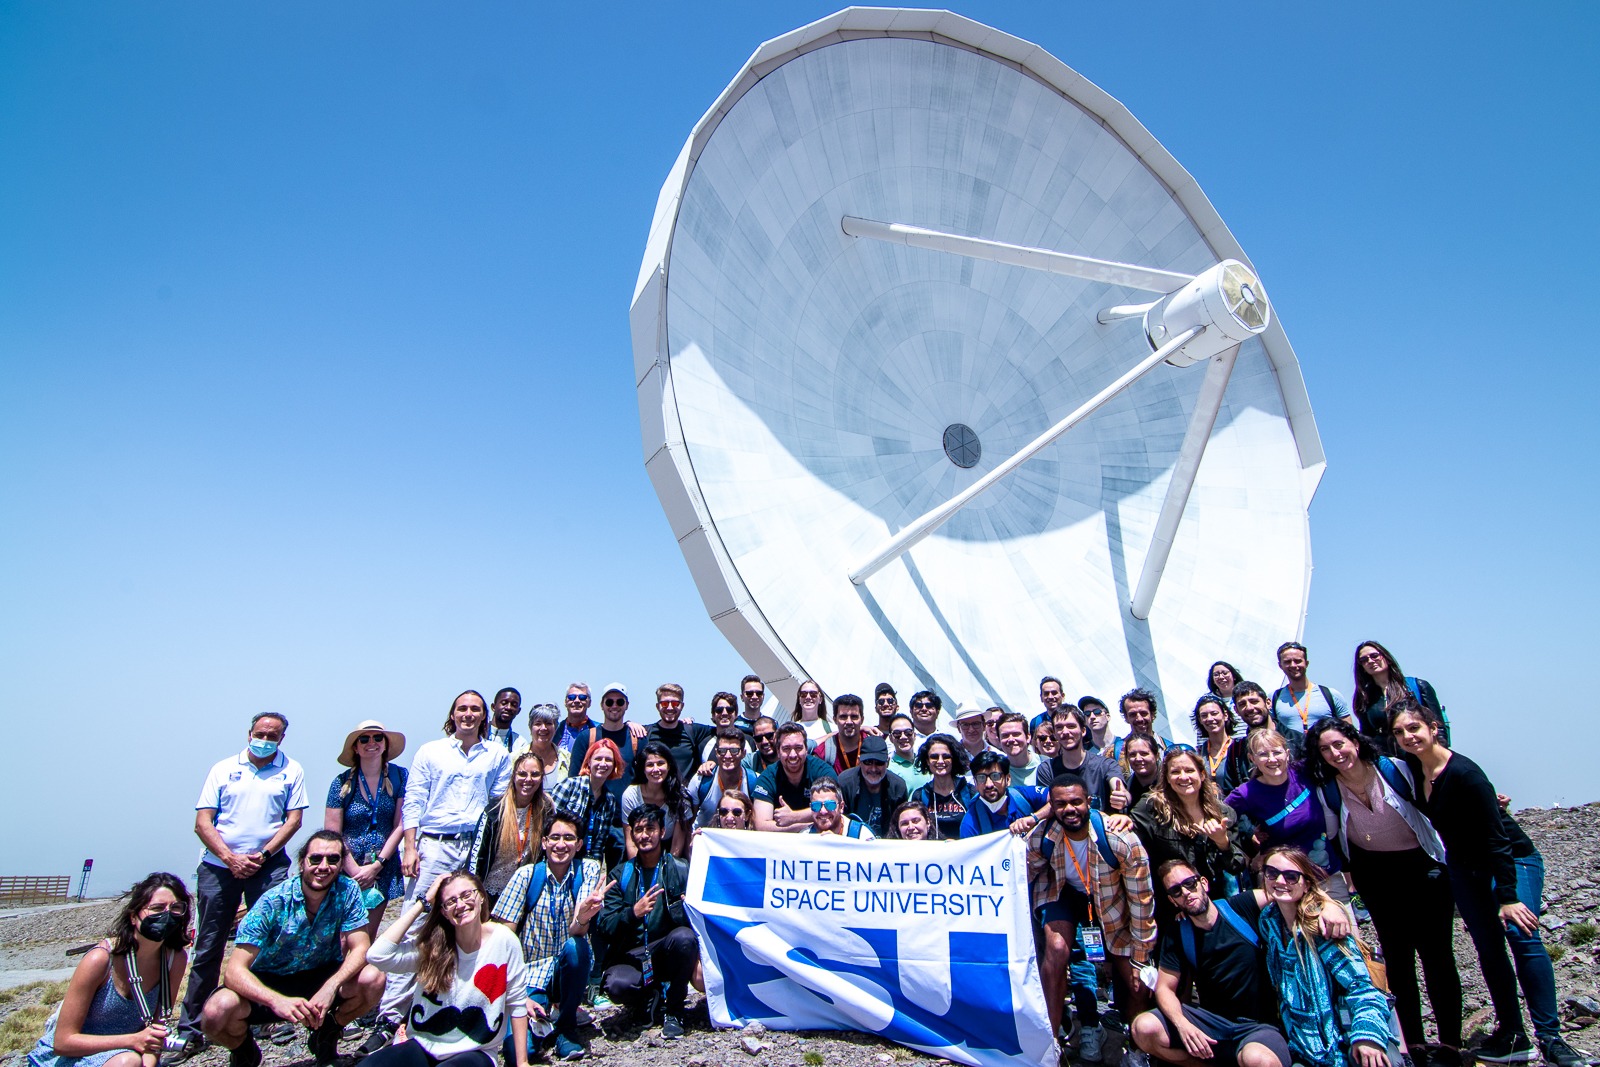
[[178, 713, 308, 1047], [401, 690, 512, 901]]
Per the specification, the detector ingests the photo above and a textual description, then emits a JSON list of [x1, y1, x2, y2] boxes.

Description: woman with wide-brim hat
[[324, 720, 409, 938]]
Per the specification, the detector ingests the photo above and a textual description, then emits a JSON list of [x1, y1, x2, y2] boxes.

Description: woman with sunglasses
[[1351, 642, 1448, 754], [1257, 847, 1392, 1067], [29, 874, 191, 1067], [1305, 718, 1460, 1065], [712, 789, 753, 830], [1130, 749, 1245, 922], [469, 752, 552, 905], [791, 679, 834, 743], [365, 872, 529, 1067], [1390, 698, 1579, 1067], [325, 721, 409, 939], [910, 736, 975, 840], [620, 742, 692, 858]]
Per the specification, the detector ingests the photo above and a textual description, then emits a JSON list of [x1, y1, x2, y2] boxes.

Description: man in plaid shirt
[[1026, 776, 1157, 1040], [492, 813, 611, 1061]]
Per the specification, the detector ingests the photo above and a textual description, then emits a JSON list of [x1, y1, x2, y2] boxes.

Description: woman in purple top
[[1225, 728, 1338, 876]]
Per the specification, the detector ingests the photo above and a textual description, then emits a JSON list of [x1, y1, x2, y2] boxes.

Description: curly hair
[[109, 873, 192, 956], [1145, 748, 1227, 836], [1192, 693, 1238, 742], [1303, 717, 1380, 786], [915, 733, 969, 776]]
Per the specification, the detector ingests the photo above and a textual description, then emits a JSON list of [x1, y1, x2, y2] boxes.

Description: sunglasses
[[1164, 875, 1203, 898], [1358, 652, 1385, 664], [911, 701, 934, 709], [718, 806, 747, 817], [876, 696, 897, 706], [754, 733, 776, 743], [810, 799, 839, 812], [1262, 867, 1305, 885], [658, 699, 683, 709], [799, 691, 821, 701], [566, 693, 590, 702], [927, 752, 952, 762], [744, 690, 764, 699], [305, 854, 342, 867], [889, 728, 915, 737], [355, 734, 385, 745], [604, 698, 627, 708]]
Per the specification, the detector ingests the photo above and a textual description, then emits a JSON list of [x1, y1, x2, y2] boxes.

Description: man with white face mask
[[179, 713, 308, 1048]]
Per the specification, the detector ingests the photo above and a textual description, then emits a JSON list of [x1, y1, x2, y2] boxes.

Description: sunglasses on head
[[1164, 874, 1203, 898], [1263, 867, 1305, 885]]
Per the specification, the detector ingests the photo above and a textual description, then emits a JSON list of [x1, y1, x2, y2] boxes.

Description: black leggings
[[1348, 845, 1462, 1047], [358, 1040, 494, 1067]]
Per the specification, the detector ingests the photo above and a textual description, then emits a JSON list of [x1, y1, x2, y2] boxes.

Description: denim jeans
[[1449, 852, 1559, 1041], [508, 937, 592, 1057]]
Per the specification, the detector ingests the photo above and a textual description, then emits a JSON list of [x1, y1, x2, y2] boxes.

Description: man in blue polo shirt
[[178, 712, 308, 1050], [201, 831, 384, 1067]]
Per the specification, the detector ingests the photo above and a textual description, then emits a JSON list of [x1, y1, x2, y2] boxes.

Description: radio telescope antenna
[[630, 8, 1324, 739]]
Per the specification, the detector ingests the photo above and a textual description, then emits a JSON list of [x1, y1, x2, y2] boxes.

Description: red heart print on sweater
[[473, 962, 508, 1003]]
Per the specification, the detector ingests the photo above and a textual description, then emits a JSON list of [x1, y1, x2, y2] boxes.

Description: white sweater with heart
[[368, 922, 528, 1056]]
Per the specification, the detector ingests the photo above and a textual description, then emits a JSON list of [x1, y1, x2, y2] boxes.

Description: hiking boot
[[1349, 893, 1372, 923], [261, 1021, 296, 1046], [308, 1016, 343, 1066], [1540, 1037, 1584, 1067], [1078, 1025, 1105, 1063], [662, 1015, 685, 1040], [229, 1035, 262, 1067], [554, 1033, 587, 1060], [1476, 1029, 1535, 1063]]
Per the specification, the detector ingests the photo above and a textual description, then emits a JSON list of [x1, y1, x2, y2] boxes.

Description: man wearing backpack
[[1270, 643, 1353, 742], [491, 814, 611, 1061], [961, 752, 1043, 837], [1025, 777, 1156, 1043], [1130, 860, 1358, 1067]]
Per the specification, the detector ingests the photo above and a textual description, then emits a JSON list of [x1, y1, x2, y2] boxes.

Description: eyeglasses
[[441, 888, 479, 910], [566, 693, 590, 702], [544, 833, 579, 844], [1164, 875, 1203, 898], [810, 799, 839, 812], [304, 854, 341, 867], [658, 699, 683, 709], [1262, 867, 1305, 885], [604, 698, 627, 708], [143, 902, 187, 915], [976, 770, 1008, 783], [355, 734, 384, 745]]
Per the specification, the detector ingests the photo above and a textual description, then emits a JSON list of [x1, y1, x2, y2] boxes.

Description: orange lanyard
[[1290, 687, 1312, 728], [1206, 738, 1232, 776], [1064, 835, 1095, 922]]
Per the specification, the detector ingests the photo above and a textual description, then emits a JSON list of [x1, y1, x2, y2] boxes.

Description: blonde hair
[[496, 753, 551, 865], [1146, 748, 1227, 835], [1260, 846, 1337, 945], [1246, 726, 1291, 762]]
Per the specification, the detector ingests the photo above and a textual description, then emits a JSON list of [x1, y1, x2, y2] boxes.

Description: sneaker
[[554, 1033, 587, 1061], [1350, 893, 1372, 923], [587, 987, 613, 1010], [1120, 1052, 1150, 1067], [262, 1021, 296, 1047], [1540, 1037, 1584, 1067], [1079, 1025, 1105, 1063], [574, 1006, 592, 1027], [662, 1015, 686, 1040], [1476, 1029, 1535, 1063], [358, 1019, 397, 1056], [308, 1017, 343, 1066], [229, 1036, 263, 1067]]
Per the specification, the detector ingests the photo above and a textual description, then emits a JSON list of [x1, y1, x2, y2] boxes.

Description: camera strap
[[124, 947, 173, 1027]]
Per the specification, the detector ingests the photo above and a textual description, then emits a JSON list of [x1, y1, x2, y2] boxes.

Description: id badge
[[1080, 925, 1107, 962], [641, 945, 654, 987]]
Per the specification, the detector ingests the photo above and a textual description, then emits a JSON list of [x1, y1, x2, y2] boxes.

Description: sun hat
[[338, 720, 406, 767]]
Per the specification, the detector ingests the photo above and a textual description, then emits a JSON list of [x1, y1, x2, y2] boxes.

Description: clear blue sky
[[3, 2, 1596, 896]]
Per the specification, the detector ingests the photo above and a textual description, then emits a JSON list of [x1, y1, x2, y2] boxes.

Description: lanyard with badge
[[1064, 836, 1106, 961], [639, 864, 659, 988]]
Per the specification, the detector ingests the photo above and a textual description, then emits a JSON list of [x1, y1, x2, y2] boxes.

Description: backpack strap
[[1319, 779, 1343, 818], [1179, 917, 1198, 970], [1318, 685, 1336, 719], [1374, 757, 1414, 804], [1212, 899, 1258, 946], [524, 862, 549, 917], [1264, 787, 1312, 827], [1087, 810, 1120, 870]]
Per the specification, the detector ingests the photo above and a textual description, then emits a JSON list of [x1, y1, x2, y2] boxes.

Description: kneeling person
[[201, 831, 383, 1067], [598, 807, 703, 1039], [491, 813, 611, 1061]]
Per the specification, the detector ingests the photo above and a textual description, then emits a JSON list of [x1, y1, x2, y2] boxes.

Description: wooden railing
[[0, 875, 73, 906]]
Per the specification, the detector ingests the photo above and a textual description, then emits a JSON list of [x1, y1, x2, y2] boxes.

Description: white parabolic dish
[[630, 8, 1325, 743]]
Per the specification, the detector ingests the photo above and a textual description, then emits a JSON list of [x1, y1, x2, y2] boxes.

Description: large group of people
[[28, 650, 1582, 1067]]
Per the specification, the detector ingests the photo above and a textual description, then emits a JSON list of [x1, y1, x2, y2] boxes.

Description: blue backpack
[[1178, 898, 1258, 969], [523, 861, 582, 915], [1038, 809, 1120, 871]]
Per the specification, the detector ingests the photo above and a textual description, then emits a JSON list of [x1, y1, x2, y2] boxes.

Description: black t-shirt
[[644, 722, 716, 780], [753, 756, 838, 812], [1157, 890, 1273, 1024], [1035, 750, 1121, 809]]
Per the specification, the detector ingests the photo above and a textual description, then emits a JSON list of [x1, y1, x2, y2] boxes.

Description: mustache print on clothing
[[410, 1001, 501, 1045]]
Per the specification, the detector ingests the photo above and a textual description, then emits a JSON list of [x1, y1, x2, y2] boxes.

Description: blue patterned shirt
[[236, 874, 368, 976]]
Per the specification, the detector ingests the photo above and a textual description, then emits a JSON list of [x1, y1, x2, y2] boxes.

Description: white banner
[[686, 829, 1058, 1067]]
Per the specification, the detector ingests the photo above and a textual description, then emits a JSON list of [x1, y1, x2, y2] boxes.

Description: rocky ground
[[5, 803, 1600, 1067]]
